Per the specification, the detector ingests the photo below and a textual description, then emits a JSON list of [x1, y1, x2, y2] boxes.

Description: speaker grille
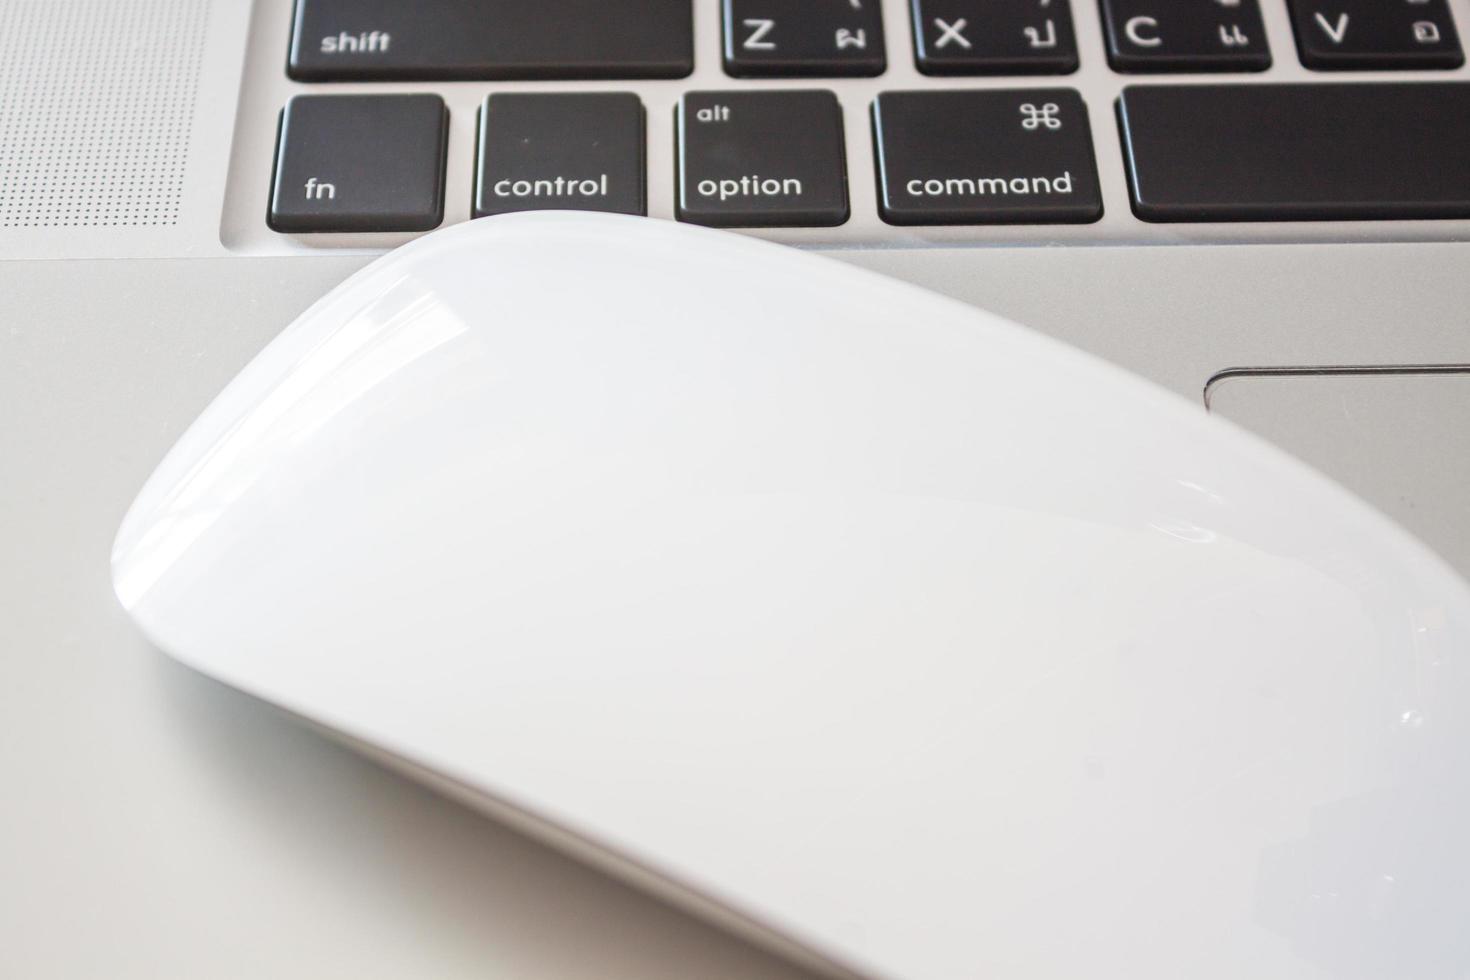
[[0, 0, 210, 228]]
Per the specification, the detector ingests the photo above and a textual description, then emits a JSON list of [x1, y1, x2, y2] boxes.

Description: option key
[[677, 91, 849, 227]]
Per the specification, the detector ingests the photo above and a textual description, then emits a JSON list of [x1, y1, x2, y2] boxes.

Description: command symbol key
[[872, 89, 1101, 224]]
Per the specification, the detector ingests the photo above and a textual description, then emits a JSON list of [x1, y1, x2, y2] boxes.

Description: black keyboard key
[[677, 91, 848, 227], [289, 0, 693, 81], [912, 0, 1079, 75], [723, 0, 885, 77], [872, 90, 1102, 225], [1287, 0, 1463, 70], [1118, 84, 1470, 222], [269, 94, 447, 233], [474, 94, 645, 218], [1099, 0, 1271, 72]]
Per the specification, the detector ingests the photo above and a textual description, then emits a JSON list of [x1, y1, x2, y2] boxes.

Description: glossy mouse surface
[[114, 213, 1470, 980]]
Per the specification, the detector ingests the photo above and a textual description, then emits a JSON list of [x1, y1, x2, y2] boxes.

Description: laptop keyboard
[[257, 0, 1470, 242]]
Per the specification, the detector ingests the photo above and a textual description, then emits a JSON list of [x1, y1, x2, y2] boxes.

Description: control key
[[475, 93, 645, 217]]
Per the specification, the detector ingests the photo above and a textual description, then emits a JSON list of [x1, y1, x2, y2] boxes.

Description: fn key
[[270, 94, 448, 233]]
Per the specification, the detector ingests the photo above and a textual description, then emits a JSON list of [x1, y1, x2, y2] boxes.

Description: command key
[[677, 91, 849, 227], [872, 89, 1102, 225]]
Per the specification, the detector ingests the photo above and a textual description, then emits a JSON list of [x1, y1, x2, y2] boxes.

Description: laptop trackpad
[[1207, 371, 1470, 577]]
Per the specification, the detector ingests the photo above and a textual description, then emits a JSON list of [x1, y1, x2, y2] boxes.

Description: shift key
[[289, 0, 693, 80]]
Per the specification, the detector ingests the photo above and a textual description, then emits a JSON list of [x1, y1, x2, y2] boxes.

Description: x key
[[912, 0, 1079, 75]]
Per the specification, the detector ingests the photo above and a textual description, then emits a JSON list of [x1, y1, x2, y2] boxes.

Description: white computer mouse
[[113, 212, 1470, 980]]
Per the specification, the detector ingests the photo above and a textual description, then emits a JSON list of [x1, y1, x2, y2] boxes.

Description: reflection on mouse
[[113, 213, 1470, 980]]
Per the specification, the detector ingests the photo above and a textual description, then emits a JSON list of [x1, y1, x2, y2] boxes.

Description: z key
[[723, 0, 887, 76]]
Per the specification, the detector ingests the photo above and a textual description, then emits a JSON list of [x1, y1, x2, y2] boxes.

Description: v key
[[1314, 11, 1349, 44], [1288, 0, 1463, 70]]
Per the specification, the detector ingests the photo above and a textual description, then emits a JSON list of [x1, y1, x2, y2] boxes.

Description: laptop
[[4, 0, 1468, 976]]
